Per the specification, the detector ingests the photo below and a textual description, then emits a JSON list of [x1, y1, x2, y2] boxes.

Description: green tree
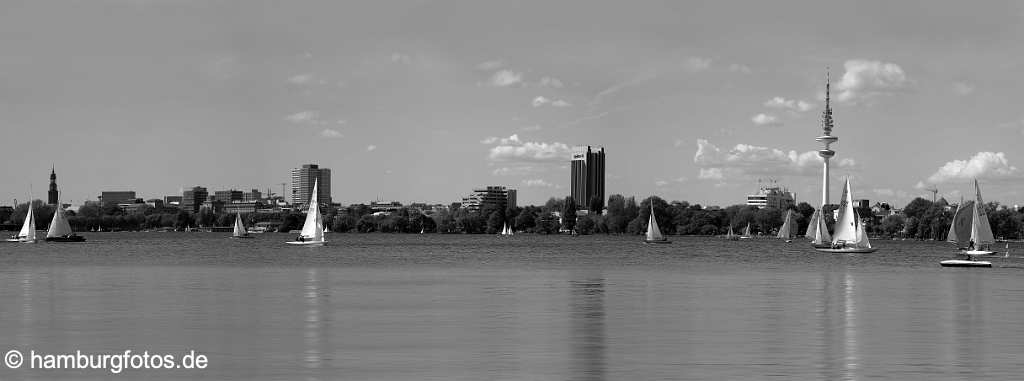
[[561, 197, 577, 232]]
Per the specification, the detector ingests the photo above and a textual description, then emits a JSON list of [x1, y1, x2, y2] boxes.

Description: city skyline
[[2, 1, 1023, 207]]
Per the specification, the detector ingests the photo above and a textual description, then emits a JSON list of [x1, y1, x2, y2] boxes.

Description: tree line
[[3, 196, 1022, 239]]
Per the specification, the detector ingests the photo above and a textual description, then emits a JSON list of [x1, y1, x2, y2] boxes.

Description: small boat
[[739, 222, 752, 239], [777, 210, 795, 243], [805, 207, 833, 249], [725, 225, 739, 241], [948, 179, 997, 256], [643, 204, 670, 244], [45, 204, 85, 242], [940, 259, 992, 268], [6, 201, 37, 243], [420, 227, 425, 234], [815, 178, 878, 253], [231, 213, 252, 239], [286, 179, 326, 246]]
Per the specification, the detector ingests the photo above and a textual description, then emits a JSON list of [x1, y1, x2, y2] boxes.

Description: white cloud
[[320, 129, 343, 138], [952, 81, 975, 96], [493, 166, 544, 176], [480, 137, 499, 144], [488, 70, 523, 87], [685, 57, 713, 72], [476, 60, 504, 71], [835, 59, 911, 103], [523, 179, 558, 188], [728, 63, 752, 74], [751, 113, 782, 126], [486, 134, 572, 163], [694, 139, 856, 180], [522, 125, 543, 132], [285, 110, 319, 124], [764, 97, 814, 112], [390, 52, 411, 64], [533, 96, 571, 108], [673, 139, 685, 148], [923, 151, 1020, 184], [655, 180, 669, 187], [537, 76, 564, 88], [698, 168, 724, 180], [287, 73, 315, 85], [366, 145, 377, 151]]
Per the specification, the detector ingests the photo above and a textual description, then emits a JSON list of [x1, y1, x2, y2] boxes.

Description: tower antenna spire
[[815, 68, 839, 207]]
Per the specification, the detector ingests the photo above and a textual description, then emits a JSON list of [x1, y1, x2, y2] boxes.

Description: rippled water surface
[[2, 233, 1023, 380]]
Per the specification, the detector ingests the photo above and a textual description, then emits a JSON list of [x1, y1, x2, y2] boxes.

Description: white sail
[[947, 200, 974, 248], [742, 223, 751, 237], [232, 213, 247, 237], [971, 179, 995, 245], [806, 209, 833, 244], [645, 204, 664, 241], [18, 202, 36, 241], [726, 225, 737, 239], [46, 204, 74, 238], [298, 180, 324, 242], [777, 210, 793, 239], [831, 178, 871, 249]]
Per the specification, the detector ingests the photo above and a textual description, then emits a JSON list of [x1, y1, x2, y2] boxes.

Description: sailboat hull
[[643, 239, 671, 244], [940, 259, 992, 268], [45, 236, 86, 242], [962, 250, 997, 256], [815, 247, 878, 253], [286, 240, 325, 246], [231, 236, 254, 239]]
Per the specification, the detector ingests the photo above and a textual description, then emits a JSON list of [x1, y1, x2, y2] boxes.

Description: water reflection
[[820, 271, 859, 381], [303, 268, 328, 378], [952, 273, 985, 372], [569, 276, 606, 381]]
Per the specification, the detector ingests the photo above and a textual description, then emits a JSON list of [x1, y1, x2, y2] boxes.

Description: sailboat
[[6, 202, 37, 243], [500, 222, 514, 236], [941, 179, 995, 267], [286, 179, 325, 246], [725, 225, 739, 241], [231, 213, 252, 239], [805, 208, 833, 248], [739, 222, 752, 239], [777, 210, 795, 242], [45, 204, 85, 242], [815, 178, 877, 253], [643, 204, 670, 244]]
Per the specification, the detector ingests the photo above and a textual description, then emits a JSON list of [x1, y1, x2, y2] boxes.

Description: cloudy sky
[[2, 1, 1023, 208]]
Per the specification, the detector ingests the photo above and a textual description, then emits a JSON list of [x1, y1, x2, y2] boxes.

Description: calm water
[[1, 233, 1023, 380]]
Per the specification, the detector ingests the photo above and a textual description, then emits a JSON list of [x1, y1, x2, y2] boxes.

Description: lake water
[[1, 233, 1023, 380]]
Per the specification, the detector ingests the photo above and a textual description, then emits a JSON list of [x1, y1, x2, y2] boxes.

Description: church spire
[[48, 165, 58, 205]]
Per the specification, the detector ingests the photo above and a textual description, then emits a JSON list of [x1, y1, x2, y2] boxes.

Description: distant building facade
[[213, 190, 244, 203], [571, 145, 606, 211], [164, 195, 183, 206], [291, 164, 332, 207], [100, 191, 137, 205], [48, 167, 58, 205], [745, 184, 796, 209], [242, 189, 262, 202], [462, 186, 516, 212], [182, 186, 209, 213]]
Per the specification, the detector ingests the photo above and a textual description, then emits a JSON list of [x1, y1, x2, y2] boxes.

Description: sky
[[2, 0, 1024, 208]]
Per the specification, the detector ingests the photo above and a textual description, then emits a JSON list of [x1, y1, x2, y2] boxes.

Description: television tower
[[815, 71, 838, 207]]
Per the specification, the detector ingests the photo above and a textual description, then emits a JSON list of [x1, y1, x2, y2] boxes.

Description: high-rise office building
[[291, 164, 332, 207], [182, 186, 208, 213], [571, 145, 606, 211], [48, 166, 58, 205]]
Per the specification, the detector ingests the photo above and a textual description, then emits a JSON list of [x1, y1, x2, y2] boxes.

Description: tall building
[[182, 186, 208, 213], [462, 186, 516, 212], [213, 190, 244, 203], [48, 166, 58, 205], [291, 164, 332, 207], [815, 72, 839, 207], [571, 146, 605, 211], [746, 183, 796, 209]]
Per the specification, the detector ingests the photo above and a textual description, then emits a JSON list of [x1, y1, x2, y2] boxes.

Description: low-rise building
[[746, 184, 795, 210], [462, 186, 516, 212]]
